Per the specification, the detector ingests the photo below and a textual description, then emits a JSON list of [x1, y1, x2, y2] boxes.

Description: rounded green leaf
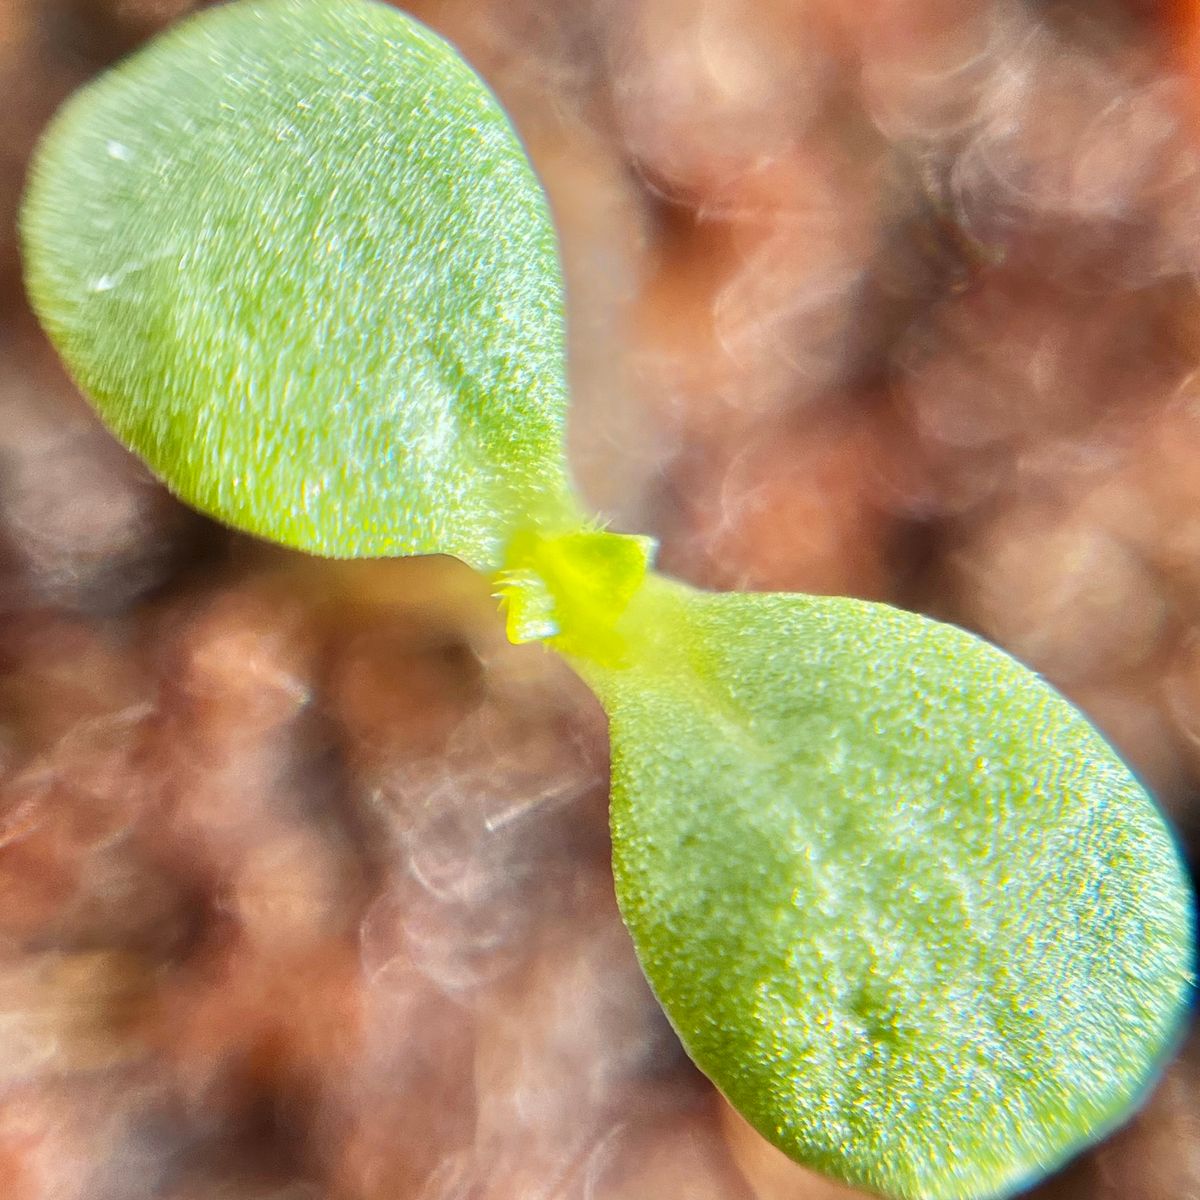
[[20, 0, 579, 568], [580, 577, 1194, 1200]]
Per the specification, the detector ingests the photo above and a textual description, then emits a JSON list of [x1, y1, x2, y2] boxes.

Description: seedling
[[18, 1, 1195, 1197]]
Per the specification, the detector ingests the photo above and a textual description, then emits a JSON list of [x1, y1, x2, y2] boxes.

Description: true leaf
[[495, 525, 657, 664], [577, 575, 1194, 1200], [20, 0, 580, 569]]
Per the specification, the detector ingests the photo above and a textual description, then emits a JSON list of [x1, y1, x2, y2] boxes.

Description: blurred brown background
[[2, 0, 1200, 1196]]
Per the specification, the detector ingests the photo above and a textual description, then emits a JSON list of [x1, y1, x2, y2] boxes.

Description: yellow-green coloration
[[20, 0, 580, 570], [494, 526, 656, 665], [575, 575, 1194, 1200], [18, 2, 1197, 1198]]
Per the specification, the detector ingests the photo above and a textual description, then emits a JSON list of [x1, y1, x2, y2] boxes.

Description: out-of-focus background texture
[[2, 0, 1200, 1196]]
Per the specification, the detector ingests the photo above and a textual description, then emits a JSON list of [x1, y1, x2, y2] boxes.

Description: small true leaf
[[579, 576, 1194, 1200], [495, 526, 656, 663], [20, 0, 579, 569]]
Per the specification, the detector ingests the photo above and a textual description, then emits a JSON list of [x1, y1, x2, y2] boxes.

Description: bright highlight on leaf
[[20, 0, 580, 569], [576, 576, 1194, 1200], [17, 2, 1196, 1199]]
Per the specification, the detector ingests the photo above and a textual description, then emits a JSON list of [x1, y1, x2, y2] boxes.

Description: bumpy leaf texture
[[19, 2, 1196, 1199], [20, 0, 579, 569], [576, 576, 1194, 1200]]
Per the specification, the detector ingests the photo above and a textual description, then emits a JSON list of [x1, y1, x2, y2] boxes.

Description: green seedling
[[18, 1, 1195, 1197]]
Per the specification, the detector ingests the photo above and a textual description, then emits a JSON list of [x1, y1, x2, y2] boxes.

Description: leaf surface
[[21, 0, 578, 568], [580, 577, 1194, 1200]]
